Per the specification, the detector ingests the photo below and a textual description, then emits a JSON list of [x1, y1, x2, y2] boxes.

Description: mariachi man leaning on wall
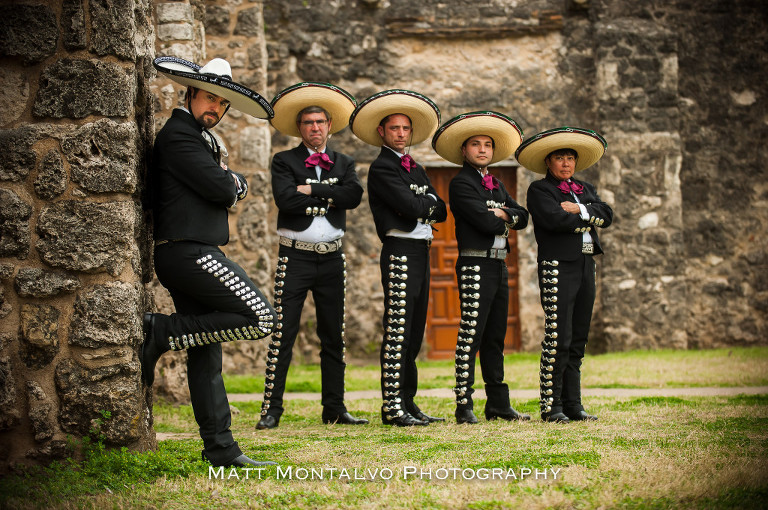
[[143, 56, 276, 467]]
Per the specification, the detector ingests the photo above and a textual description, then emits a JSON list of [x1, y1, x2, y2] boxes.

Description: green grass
[[2, 347, 768, 509], [222, 346, 768, 394]]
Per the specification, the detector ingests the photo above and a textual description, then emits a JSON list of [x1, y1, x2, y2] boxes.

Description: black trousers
[[260, 245, 347, 419], [537, 254, 595, 416], [154, 241, 275, 465], [454, 256, 510, 411], [379, 237, 431, 420]]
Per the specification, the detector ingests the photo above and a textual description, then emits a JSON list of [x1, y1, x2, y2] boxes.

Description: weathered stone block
[[62, 0, 87, 50], [34, 150, 68, 200], [24, 440, 72, 461], [156, 2, 194, 23], [55, 359, 142, 444], [15, 268, 80, 298], [205, 5, 231, 36], [62, 119, 139, 194], [89, 0, 139, 59], [19, 304, 60, 370], [70, 283, 141, 348], [36, 201, 135, 276], [0, 127, 38, 182], [0, 357, 20, 430], [234, 7, 263, 37], [0, 263, 13, 280], [157, 23, 195, 41], [0, 4, 57, 65], [0, 67, 30, 124], [0, 189, 32, 259], [34, 59, 136, 119], [26, 381, 54, 442], [0, 286, 10, 320]]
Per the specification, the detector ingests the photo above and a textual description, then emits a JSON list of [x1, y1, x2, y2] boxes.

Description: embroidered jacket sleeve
[[307, 151, 363, 210], [160, 119, 239, 207], [271, 150, 329, 213], [527, 179, 612, 234], [368, 158, 446, 223]]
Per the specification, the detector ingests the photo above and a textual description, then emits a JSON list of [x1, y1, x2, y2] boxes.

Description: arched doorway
[[425, 165, 522, 359]]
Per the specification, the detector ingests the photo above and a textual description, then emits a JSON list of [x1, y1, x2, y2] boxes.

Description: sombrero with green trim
[[349, 89, 440, 146], [514, 127, 607, 174], [153, 56, 273, 119], [270, 82, 357, 137], [432, 111, 523, 166]]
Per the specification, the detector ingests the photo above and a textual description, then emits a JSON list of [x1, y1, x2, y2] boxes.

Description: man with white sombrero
[[516, 127, 613, 423], [350, 90, 447, 426], [144, 56, 276, 467], [432, 111, 531, 425], [255, 82, 367, 430]]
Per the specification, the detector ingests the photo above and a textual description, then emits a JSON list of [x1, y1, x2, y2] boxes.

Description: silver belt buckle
[[582, 243, 594, 254], [315, 241, 331, 254]]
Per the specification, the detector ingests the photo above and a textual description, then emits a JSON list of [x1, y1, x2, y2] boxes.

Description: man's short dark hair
[[462, 135, 495, 150], [378, 113, 412, 128], [297, 105, 331, 124], [546, 148, 579, 159]]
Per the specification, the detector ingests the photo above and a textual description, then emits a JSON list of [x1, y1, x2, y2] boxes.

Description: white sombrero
[[349, 89, 440, 146], [432, 111, 523, 166], [514, 127, 607, 174], [270, 82, 357, 137], [153, 56, 273, 119]]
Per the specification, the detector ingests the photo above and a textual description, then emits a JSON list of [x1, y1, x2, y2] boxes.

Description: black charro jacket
[[526, 172, 613, 261], [151, 109, 245, 246], [367, 147, 447, 242], [271, 144, 362, 232], [449, 163, 529, 251]]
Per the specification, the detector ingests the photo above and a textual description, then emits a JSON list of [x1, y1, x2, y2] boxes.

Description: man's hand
[[297, 184, 312, 195], [489, 208, 510, 222], [561, 201, 580, 214]]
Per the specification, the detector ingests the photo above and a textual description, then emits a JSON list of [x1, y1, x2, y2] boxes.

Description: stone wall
[[0, 0, 156, 471]]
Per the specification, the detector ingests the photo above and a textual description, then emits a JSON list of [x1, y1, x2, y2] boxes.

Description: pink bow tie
[[305, 152, 333, 171], [401, 154, 416, 173], [557, 179, 584, 195], [481, 174, 499, 191]]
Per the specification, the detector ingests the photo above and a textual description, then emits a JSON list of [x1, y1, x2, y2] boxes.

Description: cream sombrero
[[514, 127, 607, 174], [270, 82, 357, 137], [349, 89, 440, 146], [432, 111, 523, 166], [153, 56, 273, 119]]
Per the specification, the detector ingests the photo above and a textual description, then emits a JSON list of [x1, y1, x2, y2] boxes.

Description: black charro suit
[[448, 164, 528, 412], [367, 147, 447, 423], [150, 108, 275, 465], [259, 144, 363, 423], [526, 172, 613, 418]]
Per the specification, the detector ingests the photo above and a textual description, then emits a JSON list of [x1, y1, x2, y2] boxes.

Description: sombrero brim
[[432, 111, 523, 166], [349, 89, 440, 146], [153, 56, 273, 119], [515, 127, 607, 174], [270, 82, 357, 137]]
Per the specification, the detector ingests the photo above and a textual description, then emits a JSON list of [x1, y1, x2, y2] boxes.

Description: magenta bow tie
[[305, 152, 333, 171], [557, 179, 584, 195], [400, 154, 416, 173], [481, 174, 499, 191]]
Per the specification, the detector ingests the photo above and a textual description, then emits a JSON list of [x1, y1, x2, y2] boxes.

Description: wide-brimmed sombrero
[[270, 82, 357, 137], [514, 127, 607, 174], [153, 56, 273, 119], [432, 111, 523, 166], [349, 89, 440, 146]]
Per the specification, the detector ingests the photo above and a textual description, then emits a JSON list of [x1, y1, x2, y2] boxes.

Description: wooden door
[[425, 166, 522, 359]]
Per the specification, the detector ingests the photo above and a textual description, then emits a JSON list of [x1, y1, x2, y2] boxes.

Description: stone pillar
[[148, 1, 273, 404], [589, 16, 688, 351], [0, 0, 155, 471]]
